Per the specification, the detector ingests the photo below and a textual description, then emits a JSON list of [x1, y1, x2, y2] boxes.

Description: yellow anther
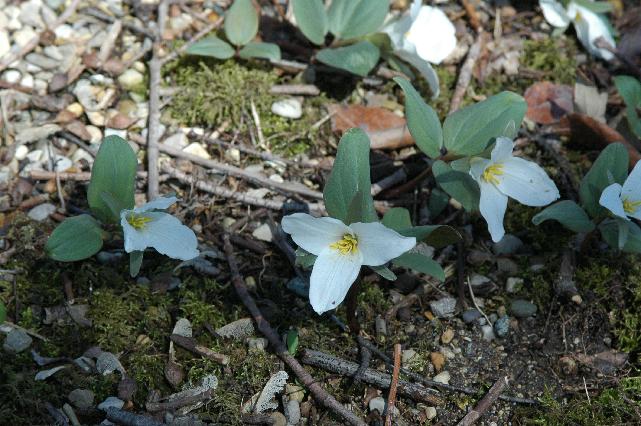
[[482, 163, 505, 185], [127, 214, 152, 230], [330, 234, 359, 255], [623, 198, 641, 214]]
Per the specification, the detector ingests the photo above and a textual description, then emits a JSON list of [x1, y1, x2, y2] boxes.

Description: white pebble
[[271, 98, 302, 119], [3, 69, 21, 84]]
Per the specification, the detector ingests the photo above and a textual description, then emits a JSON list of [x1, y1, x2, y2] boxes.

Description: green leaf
[[428, 188, 450, 218], [316, 41, 380, 77], [286, 329, 299, 355], [579, 143, 629, 218], [129, 251, 144, 277], [382, 207, 412, 230], [0, 301, 6, 324], [224, 0, 258, 46], [442, 91, 527, 157], [345, 190, 377, 224], [393, 252, 445, 281], [46, 215, 104, 262], [295, 247, 317, 269], [614, 75, 641, 139], [532, 200, 596, 233], [238, 42, 281, 60], [382, 207, 460, 247], [572, 0, 613, 13], [600, 219, 641, 254], [371, 265, 397, 281], [88, 136, 137, 223], [324, 128, 375, 223], [432, 160, 480, 212], [327, 0, 389, 40], [186, 35, 235, 59], [100, 191, 126, 221], [292, 0, 328, 45], [394, 77, 442, 158]]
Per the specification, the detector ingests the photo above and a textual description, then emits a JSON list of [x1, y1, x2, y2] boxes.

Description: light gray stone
[[3, 329, 33, 353], [28, 203, 56, 221], [429, 297, 457, 318], [68, 389, 95, 409], [271, 98, 302, 119]]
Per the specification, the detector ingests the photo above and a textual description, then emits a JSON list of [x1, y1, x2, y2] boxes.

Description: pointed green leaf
[[579, 143, 628, 218], [371, 265, 397, 281], [316, 41, 380, 77], [345, 190, 377, 224], [129, 251, 144, 277], [599, 219, 641, 254], [186, 36, 235, 59], [614, 75, 641, 139], [238, 42, 281, 60], [428, 188, 450, 218], [224, 0, 258, 46], [443, 91, 527, 156], [382, 207, 412, 230], [295, 247, 317, 269], [572, 0, 613, 13], [286, 329, 299, 355], [394, 77, 442, 158], [393, 252, 445, 281], [324, 128, 375, 223], [87, 136, 136, 223], [532, 200, 595, 233], [292, 0, 328, 45], [432, 160, 480, 212], [327, 0, 388, 40], [46, 215, 104, 262]]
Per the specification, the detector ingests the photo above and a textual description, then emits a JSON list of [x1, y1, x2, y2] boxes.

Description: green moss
[[522, 37, 577, 85], [128, 351, 168, 403]]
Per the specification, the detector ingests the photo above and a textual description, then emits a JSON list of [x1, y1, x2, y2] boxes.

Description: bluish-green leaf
[[432, 160, 480, 212], [324, 128, 375, 223], [532, 200, 595, 233], [428, 188, 450, 218], [398, 225, 461, 248], [238, 42, 281, 60], [443, 91, 527, 157], [46, 215, 104, 262], [129, 251, 144, 277], [292, 0, 328, 45], [382, 207, 412, 230], [186, 35, 235, 59], [345, 190, 377, 224], [224, 0, 258, 46], [579, 143, 629, 218], [371, 265, 397, 281], [572, 0, 613, 13], [295, 247, 317, 269], [600, 219, 641, 254], [87, 136, 136, 223], [614, 75, 641, 139], [394, 77, 442, 158], [316, 41, 380, 77], [393, 252, 445, 281], [327, 0, 388, 40]]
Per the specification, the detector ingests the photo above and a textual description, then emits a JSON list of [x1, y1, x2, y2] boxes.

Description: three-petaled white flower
[[599, 162, 641, 221], [120, 196, 199, 261], [470, 137, 560, 242], [383, 0, 457, 98], [281, 213, 416, 314], [539, 0, 615, 60]]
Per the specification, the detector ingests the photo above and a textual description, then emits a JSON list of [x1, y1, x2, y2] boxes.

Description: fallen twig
[[385, 343, 401, 426], [145, 388, 214, 413], [449, 32, 488, 113], [371, 168, 407, 196], [461, 0, 482, 32], [456, 376, 510, 426], [300, 349, 442, 405], [105, 407, 164, 426], [81, 7, 155, 37], [30, 170, 148, 181], [223, 235, 367, 426], [169, 334, 229, 365], [270, 84, 320, 96]]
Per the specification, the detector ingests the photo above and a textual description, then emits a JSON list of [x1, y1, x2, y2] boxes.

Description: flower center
[[623, 198, 641, 214], [330, 234, 358, 255], [127, 213, 152, 230], [482, 163, 505, 185]]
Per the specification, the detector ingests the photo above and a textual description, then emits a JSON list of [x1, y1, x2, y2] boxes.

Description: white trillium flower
[[120, 196, 199, 261], [470, 137, 560, 242], [599, 162, 641, 221], [281, 213, 416, 314], [383, 0, 457, 98], [539, 0, 615, 60]]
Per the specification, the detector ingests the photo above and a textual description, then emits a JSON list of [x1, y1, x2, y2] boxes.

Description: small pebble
[[183, 142, 211, 159], [3, 328, 33, 353], [252, 223, 273, 242], [462, 309, 481, 323], [97, 396, 124, 411], [505, 277, 523, 293], [401, 349, 416, 365], [430, 351, 445, 371], [285, 399, 301, 425], [481, 324, 495, 341], [432, 371, 450, 385], [68, 389, 94, 409], [429, 297, 457, 318], [494, 315, 510, 338], [269, 412, 286, 426], [509, 299, 537, 318], [271, 98, 303, 119], [117, 69, 144, 90], [425, 406, 437, 420], [247, 337, 268, 351], [28, 203, 56, 221], [493, 234, 523, 255], [441, 328, 455, 344]]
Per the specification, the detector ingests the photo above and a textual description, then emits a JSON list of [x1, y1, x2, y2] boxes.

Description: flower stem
[[345, 278, 362, 335]]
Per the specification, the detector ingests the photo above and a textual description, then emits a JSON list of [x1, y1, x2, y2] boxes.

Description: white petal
[[479, 181, 508, 242], [121, 210, 148, 252], [622, 161, 641, 201], [396, 50, 440, 98], [407, 6, 457, 65], [599, 183, 628, 220], [281, 213, 350, 256], [125, 212, 199, 260], [539, 0, 571, 28], [469, 157, 491, 182], [383, 15, 413, 51], [350, 222, 416, 266], [409, 0, 422, 20], [569, 3, 615, 60], [136, 196, 178, 213], [309, 248, 363, 314], [491, 137, 514, 163], [497, 157, 560, 206]]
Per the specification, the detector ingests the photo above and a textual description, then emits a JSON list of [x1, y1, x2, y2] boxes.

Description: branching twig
[[222, 235, 367, 426], [385, 343, 401, 426], [449, 32, 487, 113], [105, 408, 164, 426], [169, 334, 229, 365], [456, 376, 510, 426]]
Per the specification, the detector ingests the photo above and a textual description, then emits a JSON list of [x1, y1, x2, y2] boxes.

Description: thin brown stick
[[169, 334, 229, 365], [30, 170, 148, 181], [145, 388, 214, 413], [461, 0, 482, 32], [449, 32, 487, 113], [0, 0, 81, 72], [222, 235, 367, 426], [131, 136, 324, 200], [456, 376, 510, 426], [270, 84, 320, 96], [385, 343, 402, 426]]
